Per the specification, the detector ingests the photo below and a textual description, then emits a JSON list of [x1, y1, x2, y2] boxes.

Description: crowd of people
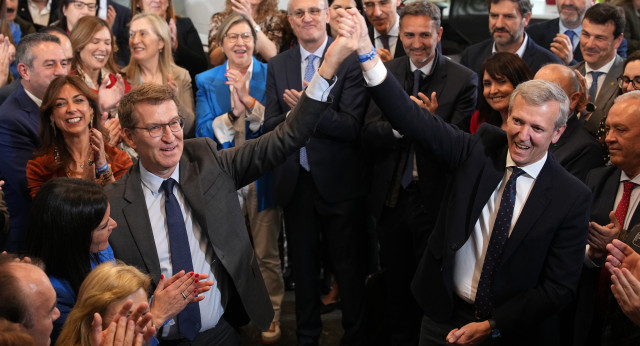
[[1, 0, 640, 345]]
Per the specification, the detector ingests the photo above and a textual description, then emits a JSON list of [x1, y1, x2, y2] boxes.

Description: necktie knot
[[564, 30, 576, 47], [161, 178, 177, 196], [510, 167, 525, 181], [379, 34, 390, 51]]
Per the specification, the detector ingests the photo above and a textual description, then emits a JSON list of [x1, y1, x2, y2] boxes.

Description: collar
[[375, 13, 400, 39], [23, 87, 42, 107], [28, 0, 51, 11], [620, 170, 640, 183], [409, 53, 436, 76], [506, 150, 547, 179], [492, 33, 528, 58], [559, 20, 582, 36], [586, 54, 617, 74], [300, 36, 328, 62], [140, 161, 181, 196]]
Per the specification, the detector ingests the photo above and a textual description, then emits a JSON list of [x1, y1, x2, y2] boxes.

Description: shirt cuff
[[363, 59, 387, 87], [584, 244, 605, 268], [305, 71, 337, 102]]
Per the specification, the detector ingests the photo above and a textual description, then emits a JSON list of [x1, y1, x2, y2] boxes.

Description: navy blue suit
[[263, 37, 368, 345], [0, 84, 40, 251], [368, 72, 591, 344], [460, 36, 564, 77], [526, 18, 628, 65], [17, 0, 60, 31]]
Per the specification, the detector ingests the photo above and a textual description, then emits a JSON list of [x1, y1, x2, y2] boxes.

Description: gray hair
[[400, 0, 441, 28], [614, 90, 640, 105], [16, 33, 61, 68], [509, 79, 570, 130]]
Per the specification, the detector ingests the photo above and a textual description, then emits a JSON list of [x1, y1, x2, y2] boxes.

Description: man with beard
[[460, 0, 562, 78], [527, 0, 626, 65]]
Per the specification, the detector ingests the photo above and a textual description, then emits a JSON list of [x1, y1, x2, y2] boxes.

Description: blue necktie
[[564, 29, 576, 49], [475, 167, 525, 319], [161, 178, 201, 340], [300, 54, 317, 171], [589, 71, 604, 102]]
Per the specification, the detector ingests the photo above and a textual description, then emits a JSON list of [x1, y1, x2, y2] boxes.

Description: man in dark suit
[[362, 1, 476, 344], [364, 0, 405, 61], [17, 0, 60, 31], [533, 63, 604, 181], [526, 0, 627, 65], [106, 36, 351, 342], [106, 0, 131, 67], [330, 8, 591, 344], [570, 92, 640, 345], [0, 33, 67, 251], [460, 0, 563, 78], [572, 3, 625, 139], [263, 0, 368, 344]]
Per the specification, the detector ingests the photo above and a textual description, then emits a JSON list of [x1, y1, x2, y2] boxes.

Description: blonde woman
[[124, 13, 195, 138]]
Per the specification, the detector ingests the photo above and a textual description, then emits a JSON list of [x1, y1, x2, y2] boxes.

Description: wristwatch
[[254, 24, 261, 33], [488, 319, 501, 339]]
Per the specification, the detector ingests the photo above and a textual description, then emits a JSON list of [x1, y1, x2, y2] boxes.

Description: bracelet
[[358, 46, 377, 63], [227, 110, 239, 122], [95, 162, 109, 176], [248, 97, 257, 112]]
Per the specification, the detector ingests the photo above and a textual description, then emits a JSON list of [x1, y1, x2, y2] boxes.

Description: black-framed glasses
[[290, 7, 326, 19], [132, 117, 184, 138], [617, 76, 640, 90], [224, 32, 253, 44], [71, 1, 98, 10]]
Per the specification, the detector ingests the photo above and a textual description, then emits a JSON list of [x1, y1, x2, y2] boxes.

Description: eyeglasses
[[617, 76, 640, 90], [363, 0, 392, 11], [132, 117, 184, 138], [290, 7, 326, 19], [224, 32, 253, 44], [71, 1, 98, 10]]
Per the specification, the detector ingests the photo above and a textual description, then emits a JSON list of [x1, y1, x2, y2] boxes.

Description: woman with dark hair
[[130, 0, 207, 86], [52, 0, 97, 33], [469, 52, 532, 133], [26, 177, 116, 343], [208, 0, 289, 67], [26, 75, 132, 197], [618, 50, 640, 93]]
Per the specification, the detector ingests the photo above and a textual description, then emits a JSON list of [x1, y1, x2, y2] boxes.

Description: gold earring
[[90, 115, 94, 129]]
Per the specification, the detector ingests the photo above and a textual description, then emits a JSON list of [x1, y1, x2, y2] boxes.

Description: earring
[[90, 115, 94, 129], [50, 121, 56, 137]]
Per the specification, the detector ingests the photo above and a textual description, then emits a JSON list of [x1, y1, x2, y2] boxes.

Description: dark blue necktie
[[161, 178, 201, 340], [589, 71, 604, 102], [564, 30, 576, 49], [475, 167, 525, 319], [401, 70, 424, 188]]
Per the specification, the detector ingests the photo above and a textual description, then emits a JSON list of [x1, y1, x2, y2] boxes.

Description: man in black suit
[[533, 63, 603, 181], [263, 0, 368, 344], [460, 0, 563, 77], [571, 92, 640, 345], [362, 1, 476, 344], [364, 0, 405, 62], [107, 34, 353, 342], [526, 0, 627, 65], [17, 0, 60, 31], [572, 3, 625, 139], [331, 8, 591, 344]]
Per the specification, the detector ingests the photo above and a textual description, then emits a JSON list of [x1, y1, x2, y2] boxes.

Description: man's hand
[[106, 5, 117, 30], [169, 18, 178, 52], [410, 91, 438, 113], [283, 88, 304, 109], [446, 321, 491, 345], [588, 211, 620, 260], [606, 239, 640, 278], [150, 272, 198, 328], [573, 69, 589, 117], [377, 48, 392, 62], [610, 267, 640, 326], [550, 33, 574, 65]]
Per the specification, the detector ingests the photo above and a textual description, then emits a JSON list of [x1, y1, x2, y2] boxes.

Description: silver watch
[[254, 24, 262, 33]]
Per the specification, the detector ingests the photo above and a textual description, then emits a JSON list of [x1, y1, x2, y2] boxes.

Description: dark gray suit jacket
[[107, 93, 329, 332], [573, 55, 624, 136]]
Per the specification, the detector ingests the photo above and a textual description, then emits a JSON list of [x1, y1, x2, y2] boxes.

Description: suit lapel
[[286, 48, 302, 91], [595, 56, 623, 104], [121, 164, 162, 282], [468, 150, 507, 234], [178, 157, 209, 240]]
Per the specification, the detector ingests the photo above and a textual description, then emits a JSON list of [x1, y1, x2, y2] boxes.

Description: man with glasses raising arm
[[263, 0, 369, 345]]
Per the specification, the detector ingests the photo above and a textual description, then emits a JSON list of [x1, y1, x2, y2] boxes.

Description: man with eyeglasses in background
[[363, 0, 405, 62], [17, 0, 61, 31], [263, 0, 368, 344]]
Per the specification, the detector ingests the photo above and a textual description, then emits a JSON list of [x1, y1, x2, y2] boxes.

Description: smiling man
[[460, 0, 562, 78], [363, 0, 405, 61], [362, 2, 476, 342], [573, 3, 625, 140], [325, 7, 591, 344]]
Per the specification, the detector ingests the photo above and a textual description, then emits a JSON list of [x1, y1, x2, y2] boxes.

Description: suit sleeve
[[173, 17, 208, 80], [449, 71, 478, 128], [263, 59, 287, 133], [492, 186, 591, 337]]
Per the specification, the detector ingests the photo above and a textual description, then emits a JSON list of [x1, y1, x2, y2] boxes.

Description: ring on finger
[[181, 292, 187, 300]]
